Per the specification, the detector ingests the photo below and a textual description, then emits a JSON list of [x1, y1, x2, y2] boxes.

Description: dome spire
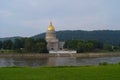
[[50, 21, 52, 26]]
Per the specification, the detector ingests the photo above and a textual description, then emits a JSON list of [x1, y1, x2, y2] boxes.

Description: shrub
[[99, 62, 108, 65], [118, 62, 120, 65]]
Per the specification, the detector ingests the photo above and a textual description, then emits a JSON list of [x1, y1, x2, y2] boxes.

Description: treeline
[[64, 40, 120, 53], [1, 38, 120, 53], [0, 38, 48, 53]]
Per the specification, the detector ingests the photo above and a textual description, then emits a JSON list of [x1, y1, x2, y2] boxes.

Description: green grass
[[0, 65, 120, 80]]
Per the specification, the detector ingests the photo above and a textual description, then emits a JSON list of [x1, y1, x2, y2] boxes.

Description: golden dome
[[47, 21, 55, 31]]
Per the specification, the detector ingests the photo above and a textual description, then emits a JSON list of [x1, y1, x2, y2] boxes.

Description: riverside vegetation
[[0, 38, 120, 53], [0, 63, 120, 80], [0, 38, 48, 53]]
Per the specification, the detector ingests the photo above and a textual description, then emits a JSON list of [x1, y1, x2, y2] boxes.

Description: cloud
[[0, 10, 13, 17], [0, 0, 120, 37], [20, 20, 41, 27]]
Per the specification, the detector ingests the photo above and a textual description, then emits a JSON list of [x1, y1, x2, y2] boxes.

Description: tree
[[103, 44, 113, 51], [64, 40, 78, 50], [35, 42, 48, 53], [2, 40, 13, 49], [0, 41, 2, 49], [13, 39, 24, 50], [34, 38, 48, 53], [24, 38, 35, 52], [23, 38, 48, 53], [85, 42, 94, 51], [90, 40, 103, 49], [77, 41, 86, 52], [64, 40, 104, 53]]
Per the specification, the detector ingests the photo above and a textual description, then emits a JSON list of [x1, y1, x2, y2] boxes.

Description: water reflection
[[47, 57, 76, 66], [0, 57, 120, 67]]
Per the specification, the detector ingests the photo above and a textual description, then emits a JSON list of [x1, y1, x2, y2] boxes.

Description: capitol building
[[46, 21, 64, 51], [45, 21, 76, 53]]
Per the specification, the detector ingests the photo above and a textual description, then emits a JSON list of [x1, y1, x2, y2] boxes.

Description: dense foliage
[[0, 65, 120, 80], [0, 38, 120, 53], [0, 38, 48, 53], [64, 40, 120, 53]]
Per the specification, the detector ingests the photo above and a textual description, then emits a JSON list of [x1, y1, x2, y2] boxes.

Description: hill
[[0, 30, 120, 45], [33, 30, 120, 45], [0, 36, 22, 41]]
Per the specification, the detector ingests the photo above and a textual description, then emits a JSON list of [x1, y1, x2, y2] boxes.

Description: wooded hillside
[[33, 30, 120, 45]]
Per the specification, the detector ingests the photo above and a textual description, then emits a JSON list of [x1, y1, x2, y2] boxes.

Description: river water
[[0, 57, 120, 67]]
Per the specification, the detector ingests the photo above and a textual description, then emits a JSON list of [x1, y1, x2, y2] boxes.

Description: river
[[0, 56, 120, 67]]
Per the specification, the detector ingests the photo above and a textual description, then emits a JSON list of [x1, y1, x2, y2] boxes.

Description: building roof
[[47, 21, 55, 31]]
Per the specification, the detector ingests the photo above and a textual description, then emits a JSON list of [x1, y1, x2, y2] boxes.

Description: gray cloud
[[0, 0, 120, 37]]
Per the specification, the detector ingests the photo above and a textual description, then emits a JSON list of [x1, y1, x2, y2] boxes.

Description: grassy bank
[[0, 65, 120, 80]]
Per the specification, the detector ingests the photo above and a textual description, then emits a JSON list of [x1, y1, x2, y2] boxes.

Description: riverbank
[[0, 52, 120, 58], [0, 64, 120, 80]]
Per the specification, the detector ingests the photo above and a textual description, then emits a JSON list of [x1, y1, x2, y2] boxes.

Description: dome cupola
[[47, 21, 55, 31]]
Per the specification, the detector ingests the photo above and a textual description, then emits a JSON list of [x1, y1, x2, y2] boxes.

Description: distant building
[[45, 21, 76, 53], [46, 21, 64, 51]]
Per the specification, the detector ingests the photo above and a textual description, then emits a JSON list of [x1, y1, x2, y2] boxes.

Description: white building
[[45, 21, 76, 54]]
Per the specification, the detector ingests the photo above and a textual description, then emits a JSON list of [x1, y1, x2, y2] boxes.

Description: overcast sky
[[0, 0, 120, 38]]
